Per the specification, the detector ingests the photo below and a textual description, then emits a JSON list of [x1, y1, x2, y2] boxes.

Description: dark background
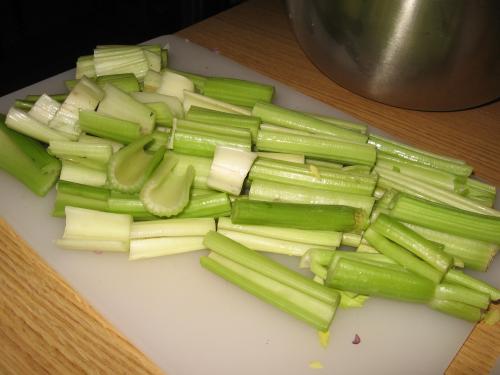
[[0, 0, 241, 96]]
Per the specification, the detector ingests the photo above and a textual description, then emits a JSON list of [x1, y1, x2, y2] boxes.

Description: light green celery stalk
[[79, 110, 142, 144], [165, 68, 207, 92], [257, 152, 305, 164], [28, 94, 61, 125], [174, 192, 231, 218], [169, 152, 212, 189], [130, 236, 206, 260], [95, 73, 140, 92], [156, 70, 195, 101], [0, 116, 61, 196], [107, 135, 165, 193], [252, 102, 367, 143], [369, 134, 473, 176], [140, 153, 195, 217], [183, 91, 252, 116], [202, 77, 275, 107], [305, 158, 343, 170], [177, 119, 252, 139], [48, 141, 112, 164], [307, 112, 367, 134], [445, 269, 500, 301], [131, 91, 183, 120], [248, 179, 375, 215], [107, 191, 156, 219], [76, 55, 96, 79], [52, 181, 109, 217], [60, 160, 107, 187], [257, 129, 376, 166], [78, 134, 123, 153], [143, 70, 162, 92], [93, 45, 149, 80], [130, 217, 215, 239], [145, 102, 173, 127]]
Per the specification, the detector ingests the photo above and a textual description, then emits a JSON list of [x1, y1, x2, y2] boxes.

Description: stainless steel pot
[[286, 0, 500, 111]]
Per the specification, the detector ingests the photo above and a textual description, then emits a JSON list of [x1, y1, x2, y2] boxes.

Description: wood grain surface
[[0, 0, 499, 374]]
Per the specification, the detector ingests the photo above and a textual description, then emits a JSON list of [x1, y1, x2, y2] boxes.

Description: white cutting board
[[1, 35, 499, 375]]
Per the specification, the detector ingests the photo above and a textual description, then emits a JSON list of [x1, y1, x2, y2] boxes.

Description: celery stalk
[[48, 140, 112, 164], [60, 160, 107, 187], [428, 299, 481, 322], [444, 269, 500, 301], [307, 112, 367, 134], [203, 77, 274, 107], [175, 192, 231, 218], [183, 91, 252, 116], [434, 283, 489, 309], [130, 236, 206, 260], [130, 217, 215, 239], [173, 128, 251, 157], [79, 110, 141, 144], [95, 73, 140, 93]]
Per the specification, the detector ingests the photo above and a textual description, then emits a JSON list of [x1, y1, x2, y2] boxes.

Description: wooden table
[[0, 0, 499, 374]]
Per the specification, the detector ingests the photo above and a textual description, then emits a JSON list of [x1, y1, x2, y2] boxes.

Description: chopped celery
[[94, 46, 149, 80], [434, 283, 489, 309], [177, 119, 252, 139], [166, 68, 207, 92], [143, 50, 162, 73], [78, 134, 123, 153], [170, 152, 212, 189], [130, 217, 215, 239], [143, 70, 162, 92], [48, 140, 112, 164], [28, 94, 61, 125], [183, 91, 252, 116], [140, 153, 194, 217], [257, 152, 305, 164], [156, 70, 195, 101], [202, 77, 274, 107], [60, 160, 107, 187], [107, 135, 165, 193], [444, 269, 500, 301], [53, 181, 109, 216], [130, 236, 206, 260], [79, 110, 141, 144], [175, 192, 231, 218], [145, 102, 174, 127], [76, 55, 96, 79], [95, 73, 140, 93], [131, 91, 183, 120], [307, 112, 367, 134], [428, 299, 481, 322]]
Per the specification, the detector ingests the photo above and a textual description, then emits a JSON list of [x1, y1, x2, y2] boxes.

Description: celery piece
[[28, 94, 61, 125], [326, 257, 435, 303], [78, 134, 123, 153], [130, 236, 205, 260], [95, 73, 140, 93], [49, 140, 112, 164], [171, 152, 212, 189], [204, 231, 340, 306], [231, 198, 366, 232], [173, 128, 251, 158], [428, 299, 482, 322], [60, 160, 107, 187], [175, 192, 231, 218], [107, 191, 156, 219], [363, 227, 444, 283], [98, 84, 156, 135], [218, 217, 341, 247], [186, 106, 260, 142], [76, 55, 96, 79], [207, 146, 257, 195], [252, 102, 367, 143], [79, 110, 141, 144], [300, 249, 336, 269], [53, 181, 109, 216], [183, 91, 252, 116], [24, 94, 68, 103], [177, 119, 252, 140], [14, 100, 33, 111], [94, 46, 149, 80], [56, 238, 129, 252], [341, 233, 363, 248], [257, 129, 376, 166], [49, 77, 104, 139], [0, 117, 61, 196], [434, 283, 489, 309], [338, 291, 370, 309], [140, 153, 194, 217], [389, 194, 500, 245], [156, 70, 195, 101], [166, 68, 207, 92], [6, 107, 70, 143], [143, 50, 161, 73], [131, 91, 183, 119], [147, 130, 170, 152], [375, 165, 499, 217], [217, 229, 333, 256], [305, 158, 343, 170], [65, 79, 79, 91], [257, 152, 305, 164], [371, 214, 453, 273], [307, 112, 367, 134], [444, 269, 500, 301], [143, 70, 162, 92], [107, 135, 164, 193], [145, 102, 173, 127], [329, 251, 398, 270], [369, 134, 473, 176], [249, 157, 377, 196], [203, 77, 274, 107], [130, 217, 215, 239], [249, 179, 375, 215]]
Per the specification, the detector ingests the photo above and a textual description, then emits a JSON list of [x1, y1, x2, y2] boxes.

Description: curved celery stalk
[[140, 153, 195, 217], [107, 135, 165, 193]]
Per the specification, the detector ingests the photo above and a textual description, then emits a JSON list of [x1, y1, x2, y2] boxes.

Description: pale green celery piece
[[465, 194, 495, 208], [48, 140, 112, 164], [466, 177, 496, 195], [131, 91, 183, 119], [65, 79, 79, 91], [389, 194, 500, 245], [218, 217, 341, 247], [177, 119, 252, 139], [257, 129, 376, 166], [202, 252, 338, 331], [165, 68, 207, 92], [183, 91, 252, 116], [363, 227, 443, 284], [49, 76, 104, 139], [56, 238, 129, 252], [28, 94, 61, 125], [369, 135, 473, 176], [24, 94, 67, 103], [95, 73, 140, 93], [76, 55, 96, 79], [78, 110, 141, 144], [107, 135, 165, 193], [58, 155, 107, 172], [78, 134, 123, 153], [373, 187, 386, 199], [341, 233, 363, 248], [93, 46, 149, 80], [307, 112, 367, 134], [305, 158, 343, 169], [129, 236, 205, 260], [175, 192, 231, 218], [375, 165, 500, 217], [428, 299, 481, 322], [60, 160, 107, 187], [249, 179, 375, 215], [0, 117, 61, 196], [249, 157, 377, 196], [106, 191, 155, 219], [191, 187, 218, 197], [143, 70, 162, 92], [257, 152, 305, 164], [130, 217, 215, 239], [98, 84, 156, 134], [173, 128, 251, 158], [376, 153, 463, 193], [204, 231, 340, 305], [207, 146, 257, 195], [310, 262, 328, 279], [140, 153, 194, 217], [145, 102, 173, 127], [329, 251, 398, 270], [171, 152, 212, 189], [444, 269, 500, 301], [299, 248, 335, 269], [202, 77, 274, 107], [253, 102, 367, 143], [434, 283, 490, 309], [156, 70, 195, 101], [356, 244, 379, 253], [14, 100, 33, 110], [371, 213, 453, 273], [338, 291, 370, 308], [143, 50, 161, 72], [186, 106, 260, 142], [5, 107, 70, 143], [217, 228, 333, 257], [148, 130, 170, 152]]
